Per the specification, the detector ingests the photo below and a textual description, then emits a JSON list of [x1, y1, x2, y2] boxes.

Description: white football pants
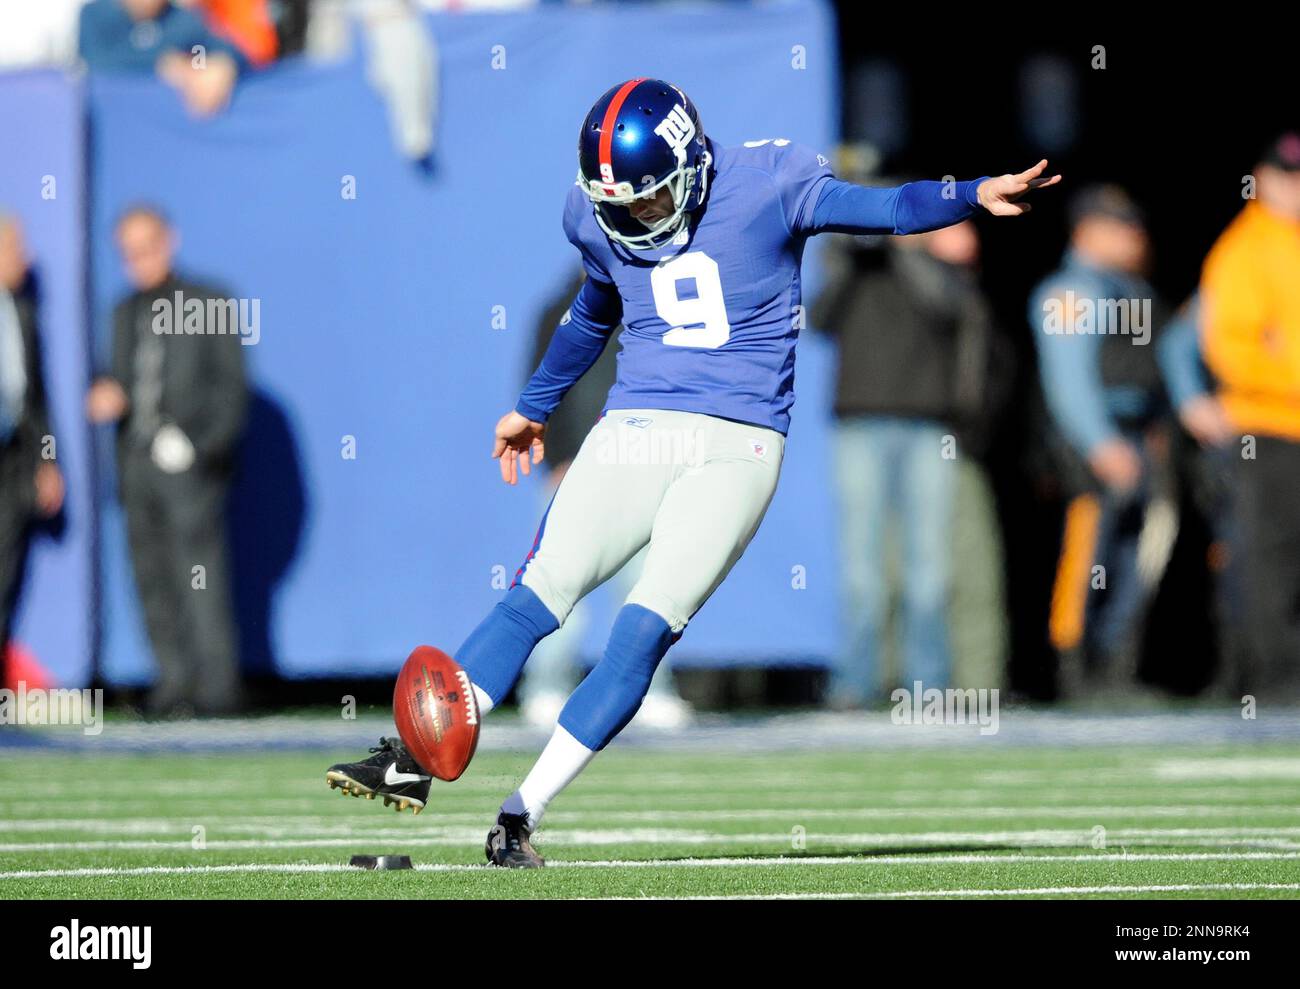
[[518, 409, 785, 634]]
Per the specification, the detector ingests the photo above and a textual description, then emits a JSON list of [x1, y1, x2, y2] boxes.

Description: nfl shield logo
[[751, 440, 766, 458]]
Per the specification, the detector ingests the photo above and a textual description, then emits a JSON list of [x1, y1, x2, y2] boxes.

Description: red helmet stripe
[[598, 78, 647, 175]]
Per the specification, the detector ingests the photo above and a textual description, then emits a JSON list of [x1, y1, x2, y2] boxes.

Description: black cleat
[[325, 737, 432, 814], [485, 811, 545, 868]]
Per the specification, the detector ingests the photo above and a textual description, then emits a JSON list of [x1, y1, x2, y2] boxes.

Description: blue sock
[[559, 604, 676, 751], [456, 584, 559, 707]]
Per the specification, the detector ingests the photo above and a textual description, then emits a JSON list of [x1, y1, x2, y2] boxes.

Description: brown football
[[392, 645, 480, 781]]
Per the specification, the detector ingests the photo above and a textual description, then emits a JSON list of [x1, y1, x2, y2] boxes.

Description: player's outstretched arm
[[808, 159, 1061, 236]]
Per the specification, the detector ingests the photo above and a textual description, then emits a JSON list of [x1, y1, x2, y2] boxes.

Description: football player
[[327, 79, 1060, 866]]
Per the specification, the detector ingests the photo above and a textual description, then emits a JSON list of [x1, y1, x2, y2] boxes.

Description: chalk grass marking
[[23, 761, 1296, 797], [4, 851, 1300, 882], [621, 883, 1300, 900], [11, 771, 1300, 801], [6, 825, 1300, 853], [5, 781, 1299, 820], [864, 883, 1300, 898], [10, 785, 1300, 819], [9, 805, 1300, 835], [1155, 758, 1300, 780]]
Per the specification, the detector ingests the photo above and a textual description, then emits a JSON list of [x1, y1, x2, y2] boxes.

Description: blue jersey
[[516, 140, 984, 436], [565, 139, 832, 435]]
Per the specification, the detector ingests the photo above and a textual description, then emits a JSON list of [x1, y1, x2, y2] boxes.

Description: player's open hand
[[493, 410, 546, 485], [976, 160, 1062, 216]]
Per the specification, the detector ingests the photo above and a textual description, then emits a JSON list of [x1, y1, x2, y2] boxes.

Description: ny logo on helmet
[[654, 105, 695, 155]]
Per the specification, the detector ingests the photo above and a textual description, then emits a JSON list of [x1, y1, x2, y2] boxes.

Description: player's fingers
[[1012, 159, 1049, 183], [519, 449, 531, 477], [531, 439, 545, 465], [498, 449, 511, 484], [492, 436, 506, 459]]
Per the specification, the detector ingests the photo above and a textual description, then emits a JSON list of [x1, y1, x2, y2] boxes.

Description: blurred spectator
[[1030, 184, 1167, 698], [814, 219, 1003, 706], [86, 206, 247, 717], [1158, 295, 1232, 450], [79, 0, 243, 116], [268, 0, 310, 58], [306, 0, 438, 164], [0, 214, 66, 686], [1201, 133, 1300, 700], [0, 1, 88, 69], [1156, 293, 1241, 694], [516, 270, 692, 729]]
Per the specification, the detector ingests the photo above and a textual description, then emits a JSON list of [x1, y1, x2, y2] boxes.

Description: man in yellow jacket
[[1201, 132, 1300, 700]]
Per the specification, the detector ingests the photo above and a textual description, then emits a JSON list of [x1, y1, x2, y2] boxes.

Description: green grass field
[[4, 735, 1300, 899]]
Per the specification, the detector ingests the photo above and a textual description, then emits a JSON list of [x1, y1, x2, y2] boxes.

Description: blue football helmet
[[577, 79, 712, 251]]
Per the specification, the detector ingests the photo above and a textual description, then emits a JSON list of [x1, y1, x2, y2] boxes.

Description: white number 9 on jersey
[[651, 251, 731, 349]]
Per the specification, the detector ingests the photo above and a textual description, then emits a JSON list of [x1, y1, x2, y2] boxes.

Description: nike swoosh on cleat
[[383, 763, 427, 786]]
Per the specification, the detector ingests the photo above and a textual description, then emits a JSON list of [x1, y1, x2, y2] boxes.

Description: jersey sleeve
[[768, 142, 835, 235], [562, 188, 615, 285], [515, 275, 622, 424], [809, 178, 987, 236]]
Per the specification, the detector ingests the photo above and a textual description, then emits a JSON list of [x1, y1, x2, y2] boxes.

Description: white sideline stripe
[[1155, 758, 1300, 780], [12, 775, 1016, 796], [8, 783, 1297, 808], [620, 883, 1300, 900], [868, 883, 1300, 899], [7, 827, 1300, 853], [24, 776, 1300, 797], [9, 783, 1300, 814], [7, 831, 1300, 852], [0, 863, 357, 880], [9, 804, 1300, 833], [5, 852, 1300, 881]]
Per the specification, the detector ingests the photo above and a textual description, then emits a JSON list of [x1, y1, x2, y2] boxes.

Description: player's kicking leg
[[325, 736, 432, 813], [322, 411, 667, 818], [484, 411, 784, 866]]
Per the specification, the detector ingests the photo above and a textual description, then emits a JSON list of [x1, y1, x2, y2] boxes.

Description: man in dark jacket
[[86, 205, 247, 716], [1029, 186, 1167, 697], [814, 219, 1004, 706], [0, 213, 65, 686]]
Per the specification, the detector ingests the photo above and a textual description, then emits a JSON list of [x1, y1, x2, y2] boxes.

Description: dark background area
[[830, 12, 1296, 700]]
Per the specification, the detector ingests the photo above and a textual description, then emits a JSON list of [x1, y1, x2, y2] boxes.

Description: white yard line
[[0, 863, 356, 880], [3, 854, 1299, 882], [1155, 758, 1300, 780], [6, 826, 1300, 853], [622, 883, 1300, 900], [23, 771, 1300, 799], [6, 804, 1300, 834], [865, 883, 1300, 898]]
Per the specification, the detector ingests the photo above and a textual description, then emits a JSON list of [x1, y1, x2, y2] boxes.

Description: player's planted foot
[[325, 736, 432, 814], [485, 811, 545, 868]]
